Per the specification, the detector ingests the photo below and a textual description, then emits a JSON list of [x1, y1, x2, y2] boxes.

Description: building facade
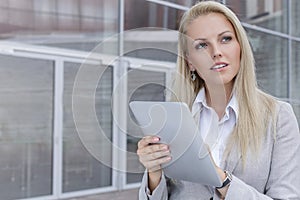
[[0, 0, 299, 199]]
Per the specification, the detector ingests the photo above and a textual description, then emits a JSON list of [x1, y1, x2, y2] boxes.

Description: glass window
[[63, 62, 113, 192], [246, 29, 288, 98], [124, 0, 180, 62], [0, 0, 118, 52], [124, 43, 178, 62], [291, 41, 300, 124], [127, 68, 166, 184], [291, 0, 300, 37], [0, 55, 53, 199], [124, 0, 225, 31], [227, 0, 288, 34], [125, 0, 182, 30]]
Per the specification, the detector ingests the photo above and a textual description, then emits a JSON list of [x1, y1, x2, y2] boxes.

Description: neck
[[205, 83, 233, 119]]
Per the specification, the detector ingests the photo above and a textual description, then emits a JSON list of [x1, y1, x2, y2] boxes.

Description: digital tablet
[[129, 101, 222, 187]]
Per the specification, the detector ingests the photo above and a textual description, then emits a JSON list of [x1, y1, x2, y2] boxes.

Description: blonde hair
[[171, 1, 277, 165]]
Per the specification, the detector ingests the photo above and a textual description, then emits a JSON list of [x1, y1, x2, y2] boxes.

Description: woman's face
[[186, 13, 241, 88]]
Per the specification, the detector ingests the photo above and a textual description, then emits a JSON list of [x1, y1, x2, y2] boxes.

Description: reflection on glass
[[291, 41, 300, 124], [124, 0, 181, 61], [125, 0, 183, 30], [0, 55, 53, 199], [247, 29, 288, 98], [227, 0, 288, 33], [124, 47, 178, 62], [63, 62, 112, 192], [127, 68, 166, 184], [0, 0, 118, 52], [291, 0, 300, 37]]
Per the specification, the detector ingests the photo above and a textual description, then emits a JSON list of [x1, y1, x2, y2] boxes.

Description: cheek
[[189, 52, 214, 70]]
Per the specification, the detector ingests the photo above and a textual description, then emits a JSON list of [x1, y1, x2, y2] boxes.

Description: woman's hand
[[206, 145, 229, 198], [210, 151, 229, 199], [137, 136, 171, 192]]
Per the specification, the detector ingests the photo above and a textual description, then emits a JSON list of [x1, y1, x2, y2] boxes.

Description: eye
[[221, 36, 232, 43], [195, 42, 208, 50]]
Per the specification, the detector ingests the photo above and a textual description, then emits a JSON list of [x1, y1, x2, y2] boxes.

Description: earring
[[191, 70, 196, 81]]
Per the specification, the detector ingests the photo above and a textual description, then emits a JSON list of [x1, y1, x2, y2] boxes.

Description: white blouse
[[191, 88, 238, 166]]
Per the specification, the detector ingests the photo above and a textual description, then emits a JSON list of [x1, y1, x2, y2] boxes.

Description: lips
[[210, 63, 228, 70]]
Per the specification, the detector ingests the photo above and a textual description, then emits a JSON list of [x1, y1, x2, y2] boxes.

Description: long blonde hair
[[171, 1, 277, 165]]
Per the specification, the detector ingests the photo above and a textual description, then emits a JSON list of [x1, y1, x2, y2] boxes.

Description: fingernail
[[153, 137, 159, 142]]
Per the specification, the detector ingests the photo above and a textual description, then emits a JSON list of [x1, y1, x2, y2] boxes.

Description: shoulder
[[275, 100, 297, 120], [274, 100, 299, 138]]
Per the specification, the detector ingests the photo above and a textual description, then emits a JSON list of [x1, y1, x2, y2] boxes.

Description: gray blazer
[[139, 101, 300, 200]]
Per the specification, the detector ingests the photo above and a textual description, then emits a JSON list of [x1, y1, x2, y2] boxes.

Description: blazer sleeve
[[216, 102, 300, 200], [139, 170, 168, 200]]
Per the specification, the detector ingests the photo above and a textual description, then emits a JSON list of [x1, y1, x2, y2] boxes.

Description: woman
[[137, 1, 300, 199]]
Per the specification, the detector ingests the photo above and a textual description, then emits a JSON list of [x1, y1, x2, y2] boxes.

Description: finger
[[137, 136, 160, 148], [144, 156, 172, 171], [139, 149, 171, 163], [140, 144, 169, 155]]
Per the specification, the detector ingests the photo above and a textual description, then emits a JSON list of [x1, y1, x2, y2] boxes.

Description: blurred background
[[0, 0, 299, 199]]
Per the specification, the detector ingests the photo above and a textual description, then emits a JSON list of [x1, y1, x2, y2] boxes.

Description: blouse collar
[[192, 87, 239, 122]]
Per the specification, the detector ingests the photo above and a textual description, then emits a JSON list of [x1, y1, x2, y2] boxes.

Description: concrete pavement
[[63, 188, 139, 200]]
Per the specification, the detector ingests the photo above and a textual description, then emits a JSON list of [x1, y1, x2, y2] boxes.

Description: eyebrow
[[193, 30, 232, 41]]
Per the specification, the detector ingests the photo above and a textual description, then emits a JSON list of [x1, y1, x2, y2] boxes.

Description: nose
[[211, 44, 222, 59], [213, 53, 222, 58]]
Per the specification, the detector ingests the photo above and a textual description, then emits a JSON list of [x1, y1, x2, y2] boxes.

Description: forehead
[[186, 12, 235, 39]]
